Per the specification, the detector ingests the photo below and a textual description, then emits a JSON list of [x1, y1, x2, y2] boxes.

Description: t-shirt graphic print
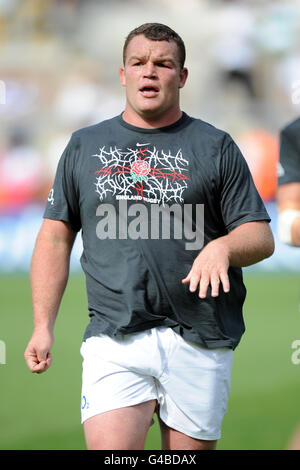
[[93, 143, 190, 205]]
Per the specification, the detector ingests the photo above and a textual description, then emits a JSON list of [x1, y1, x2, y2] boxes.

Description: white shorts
[[80, 326, 233, 440]]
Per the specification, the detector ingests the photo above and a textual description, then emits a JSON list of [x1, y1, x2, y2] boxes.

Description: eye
[[157, 62, 172, 68]]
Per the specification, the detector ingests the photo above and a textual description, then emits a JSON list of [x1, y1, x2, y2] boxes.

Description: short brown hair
[[123, 23, 186, 69]]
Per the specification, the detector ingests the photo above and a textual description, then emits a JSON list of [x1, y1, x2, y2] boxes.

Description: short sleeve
[[278, 122, 300, 185], [219, 135, 271, 232], [43, 135, 81, 232]]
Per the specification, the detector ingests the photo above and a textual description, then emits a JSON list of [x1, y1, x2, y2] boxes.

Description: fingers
[[182, 268, 230, 298], [24, 330, 54, 374], [219, 270, 230, 295], [24, 346, 53, 374], [38, 354, 52, 374], [209, 275, 220, 298], [33, 353, 52, 374]]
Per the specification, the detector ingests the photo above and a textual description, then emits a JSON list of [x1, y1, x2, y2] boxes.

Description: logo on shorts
[[81, 395, 89, 410]]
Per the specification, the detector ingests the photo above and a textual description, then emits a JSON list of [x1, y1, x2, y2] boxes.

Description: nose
[[142, 61, 157, 78]]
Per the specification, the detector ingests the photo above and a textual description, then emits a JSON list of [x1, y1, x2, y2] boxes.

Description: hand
[[182, 238, 230, 298], [24, 328, 54, 374]]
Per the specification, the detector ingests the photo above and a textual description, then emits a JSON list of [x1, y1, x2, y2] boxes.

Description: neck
[[122, 107, 183, 129]]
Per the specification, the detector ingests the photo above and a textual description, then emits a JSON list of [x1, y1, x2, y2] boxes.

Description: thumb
[[35, 351, 53, 374], [37, 348, 49, 363]]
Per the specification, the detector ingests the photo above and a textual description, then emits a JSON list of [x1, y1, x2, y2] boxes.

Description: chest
[[77, 138, 219, 211]]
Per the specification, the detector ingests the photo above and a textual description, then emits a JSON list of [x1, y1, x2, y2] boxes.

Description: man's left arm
[[182, 220, 274, 299]]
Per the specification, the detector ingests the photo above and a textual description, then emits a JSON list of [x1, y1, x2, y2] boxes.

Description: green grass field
[[0, 272, 299, 450]]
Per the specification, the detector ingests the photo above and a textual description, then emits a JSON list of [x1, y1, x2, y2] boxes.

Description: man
[[277, 117, 300, 246], [277, 118, 300, 450], [24, 23, 274, 450]]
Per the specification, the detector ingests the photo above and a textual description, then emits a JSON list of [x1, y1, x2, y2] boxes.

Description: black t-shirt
[[44, 112, 270, 350], [278, 117, 300, 185]]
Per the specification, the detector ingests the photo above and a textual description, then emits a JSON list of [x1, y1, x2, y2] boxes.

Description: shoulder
[[70, 115, 120, 143], [185, 114, 231, 149]]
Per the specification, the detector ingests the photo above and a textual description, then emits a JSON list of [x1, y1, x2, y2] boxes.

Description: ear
[[179, 67, 188, 89], [119, 66, 126, 87]]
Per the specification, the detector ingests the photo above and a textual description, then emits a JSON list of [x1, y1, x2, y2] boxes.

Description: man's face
[[120, 34, 188, 124]]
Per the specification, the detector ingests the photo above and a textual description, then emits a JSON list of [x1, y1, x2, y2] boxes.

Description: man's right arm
[[24, 218, 76, 373]]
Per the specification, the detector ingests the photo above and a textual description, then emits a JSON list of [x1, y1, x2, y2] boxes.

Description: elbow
[[258, 228, 275, 262], [249, 228, 275, 265], [265, 233, 275, 259], [261, 222, 275, 260]]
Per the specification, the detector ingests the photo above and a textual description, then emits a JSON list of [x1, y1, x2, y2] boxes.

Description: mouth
[[139, 85, 159, 98]]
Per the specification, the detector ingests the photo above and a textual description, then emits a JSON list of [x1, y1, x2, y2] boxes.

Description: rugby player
[[24, 23, 274, 450]]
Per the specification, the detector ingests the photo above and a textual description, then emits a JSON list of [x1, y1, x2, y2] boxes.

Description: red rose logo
[[131, 160, 151, 176], [130, 160, 151, 183]]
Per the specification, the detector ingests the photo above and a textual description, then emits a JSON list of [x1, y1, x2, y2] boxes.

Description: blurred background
[[0, 0, 300, 450]]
